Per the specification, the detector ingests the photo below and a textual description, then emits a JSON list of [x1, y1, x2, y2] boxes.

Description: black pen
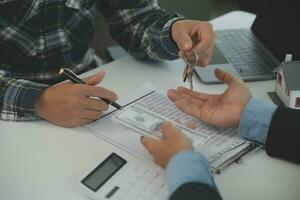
[[58, 68, 122, 110]]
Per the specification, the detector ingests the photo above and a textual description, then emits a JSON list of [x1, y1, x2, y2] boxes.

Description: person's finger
[[176, 91, 194, 102], [197, 23, 214, 47], [161, 122, 182, 138], [81, 97, 109, 111], [140, 136, 161, 154], [182, 50, 200, 66], [174, 100, 204, 119], [167, 89, 181, 102], [177, 87, 210, 101], [182, 38, 208, 66], [178, 94, 205, 107], [176, 92, 205, 107], [195, 51, 210, 66], [178, 50, 185, 59], [179, 50, 200, 66], [83, 86, 118, 101], [173, 28, 193, 51], [175, 119, 196, 130], [83, 71, 106, 86], [169, 88, 205, 107], [173, 87, 206, 103], [175, 119, 182, 124], [198, 56, 211, 67], [192, 42, 211, 66], [160, 122, 173, 138], [77, 118, 94, 126], [193, 41, 209, 57], [193, 24, 214, 66], [214, 68, 237, 86], [186, 121, 197, 129], [80, 109, 102, 120]]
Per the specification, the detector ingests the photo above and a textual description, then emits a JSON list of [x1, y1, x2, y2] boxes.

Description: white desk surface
[[1, 11, 300, 200]]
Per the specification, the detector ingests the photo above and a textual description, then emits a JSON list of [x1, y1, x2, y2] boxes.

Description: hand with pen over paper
[[34, 71, 118, 127], [168, 68, 252, 128]]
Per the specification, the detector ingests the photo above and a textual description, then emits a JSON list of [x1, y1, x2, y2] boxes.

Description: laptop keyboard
[[216, 29, 278, 76]]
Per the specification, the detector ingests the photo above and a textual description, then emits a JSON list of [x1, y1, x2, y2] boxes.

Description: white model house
[[275, 60, 300, 109]]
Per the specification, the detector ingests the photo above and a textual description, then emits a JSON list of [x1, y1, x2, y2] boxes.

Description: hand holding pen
[[35, 69, 119, 127], [58, 68, 122, 109]]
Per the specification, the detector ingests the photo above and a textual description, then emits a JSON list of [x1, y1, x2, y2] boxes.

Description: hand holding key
[[171, 20, 215, 66], [171, 19, 215, 91]]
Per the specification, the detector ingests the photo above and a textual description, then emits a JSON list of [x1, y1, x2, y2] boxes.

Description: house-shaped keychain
[[272, 54, 300, 109]]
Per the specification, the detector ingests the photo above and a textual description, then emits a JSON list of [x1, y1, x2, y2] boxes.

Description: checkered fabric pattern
[[0, 0, 185, 121]]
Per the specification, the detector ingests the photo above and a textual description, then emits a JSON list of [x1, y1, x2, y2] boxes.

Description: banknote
[[111, 105, 208, 149]]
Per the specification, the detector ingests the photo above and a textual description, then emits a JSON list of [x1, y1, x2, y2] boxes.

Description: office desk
[[1, 11, 300, 200]]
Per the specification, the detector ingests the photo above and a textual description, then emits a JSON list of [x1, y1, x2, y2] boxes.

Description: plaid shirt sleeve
[[0, 77, 48, 121], [100, 0, 186, 60], [0, 0, 185, 122]]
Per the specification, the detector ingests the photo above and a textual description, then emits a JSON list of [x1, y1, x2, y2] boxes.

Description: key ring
[[183, 50, 199, 67], [183, 56, 189, 65], [193, 51, 199, 67]]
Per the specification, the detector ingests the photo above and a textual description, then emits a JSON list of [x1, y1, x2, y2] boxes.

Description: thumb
[[174, 30, 193, 51], [83, 70, 105, 86], [214, 68, 236, 86]]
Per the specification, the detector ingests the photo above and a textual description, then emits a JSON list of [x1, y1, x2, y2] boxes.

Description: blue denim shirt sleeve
[[166, 150, 218, 197], [239, 97, 277, 144], [166, 97, 276, 197]]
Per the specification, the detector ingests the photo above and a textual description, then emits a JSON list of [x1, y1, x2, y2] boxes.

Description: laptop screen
[[251, 0, 300, 61]]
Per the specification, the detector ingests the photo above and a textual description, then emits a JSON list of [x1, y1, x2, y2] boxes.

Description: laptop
[[195, 0, 300, 83]]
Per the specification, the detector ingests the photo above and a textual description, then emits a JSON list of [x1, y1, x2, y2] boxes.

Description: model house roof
[[282, 61, 300, 91]]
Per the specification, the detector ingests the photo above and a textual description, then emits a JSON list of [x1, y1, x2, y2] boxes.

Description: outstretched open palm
[[168, 69, 252, 128]]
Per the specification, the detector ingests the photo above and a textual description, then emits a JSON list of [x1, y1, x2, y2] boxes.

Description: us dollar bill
[[111, 105, 208, 149]]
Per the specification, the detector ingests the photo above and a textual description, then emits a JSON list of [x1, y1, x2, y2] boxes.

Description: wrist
[[168, 147, 194, 165], [239, 97, 277, 144], [34, 88, 48, 119], [166, 150, 216, 196], [159, 15, 186, 60], [236, 95, 252, 126], [168, 150, 196, 167]]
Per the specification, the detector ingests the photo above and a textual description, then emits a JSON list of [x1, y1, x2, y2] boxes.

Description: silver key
[[183, 61, 196, 91], [183, 51, 198, 91], [189, 66, 194, 91], [182, 63, 189, 82]]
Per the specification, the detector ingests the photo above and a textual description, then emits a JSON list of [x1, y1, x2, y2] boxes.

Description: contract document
[[84, 83, 256, 173]]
